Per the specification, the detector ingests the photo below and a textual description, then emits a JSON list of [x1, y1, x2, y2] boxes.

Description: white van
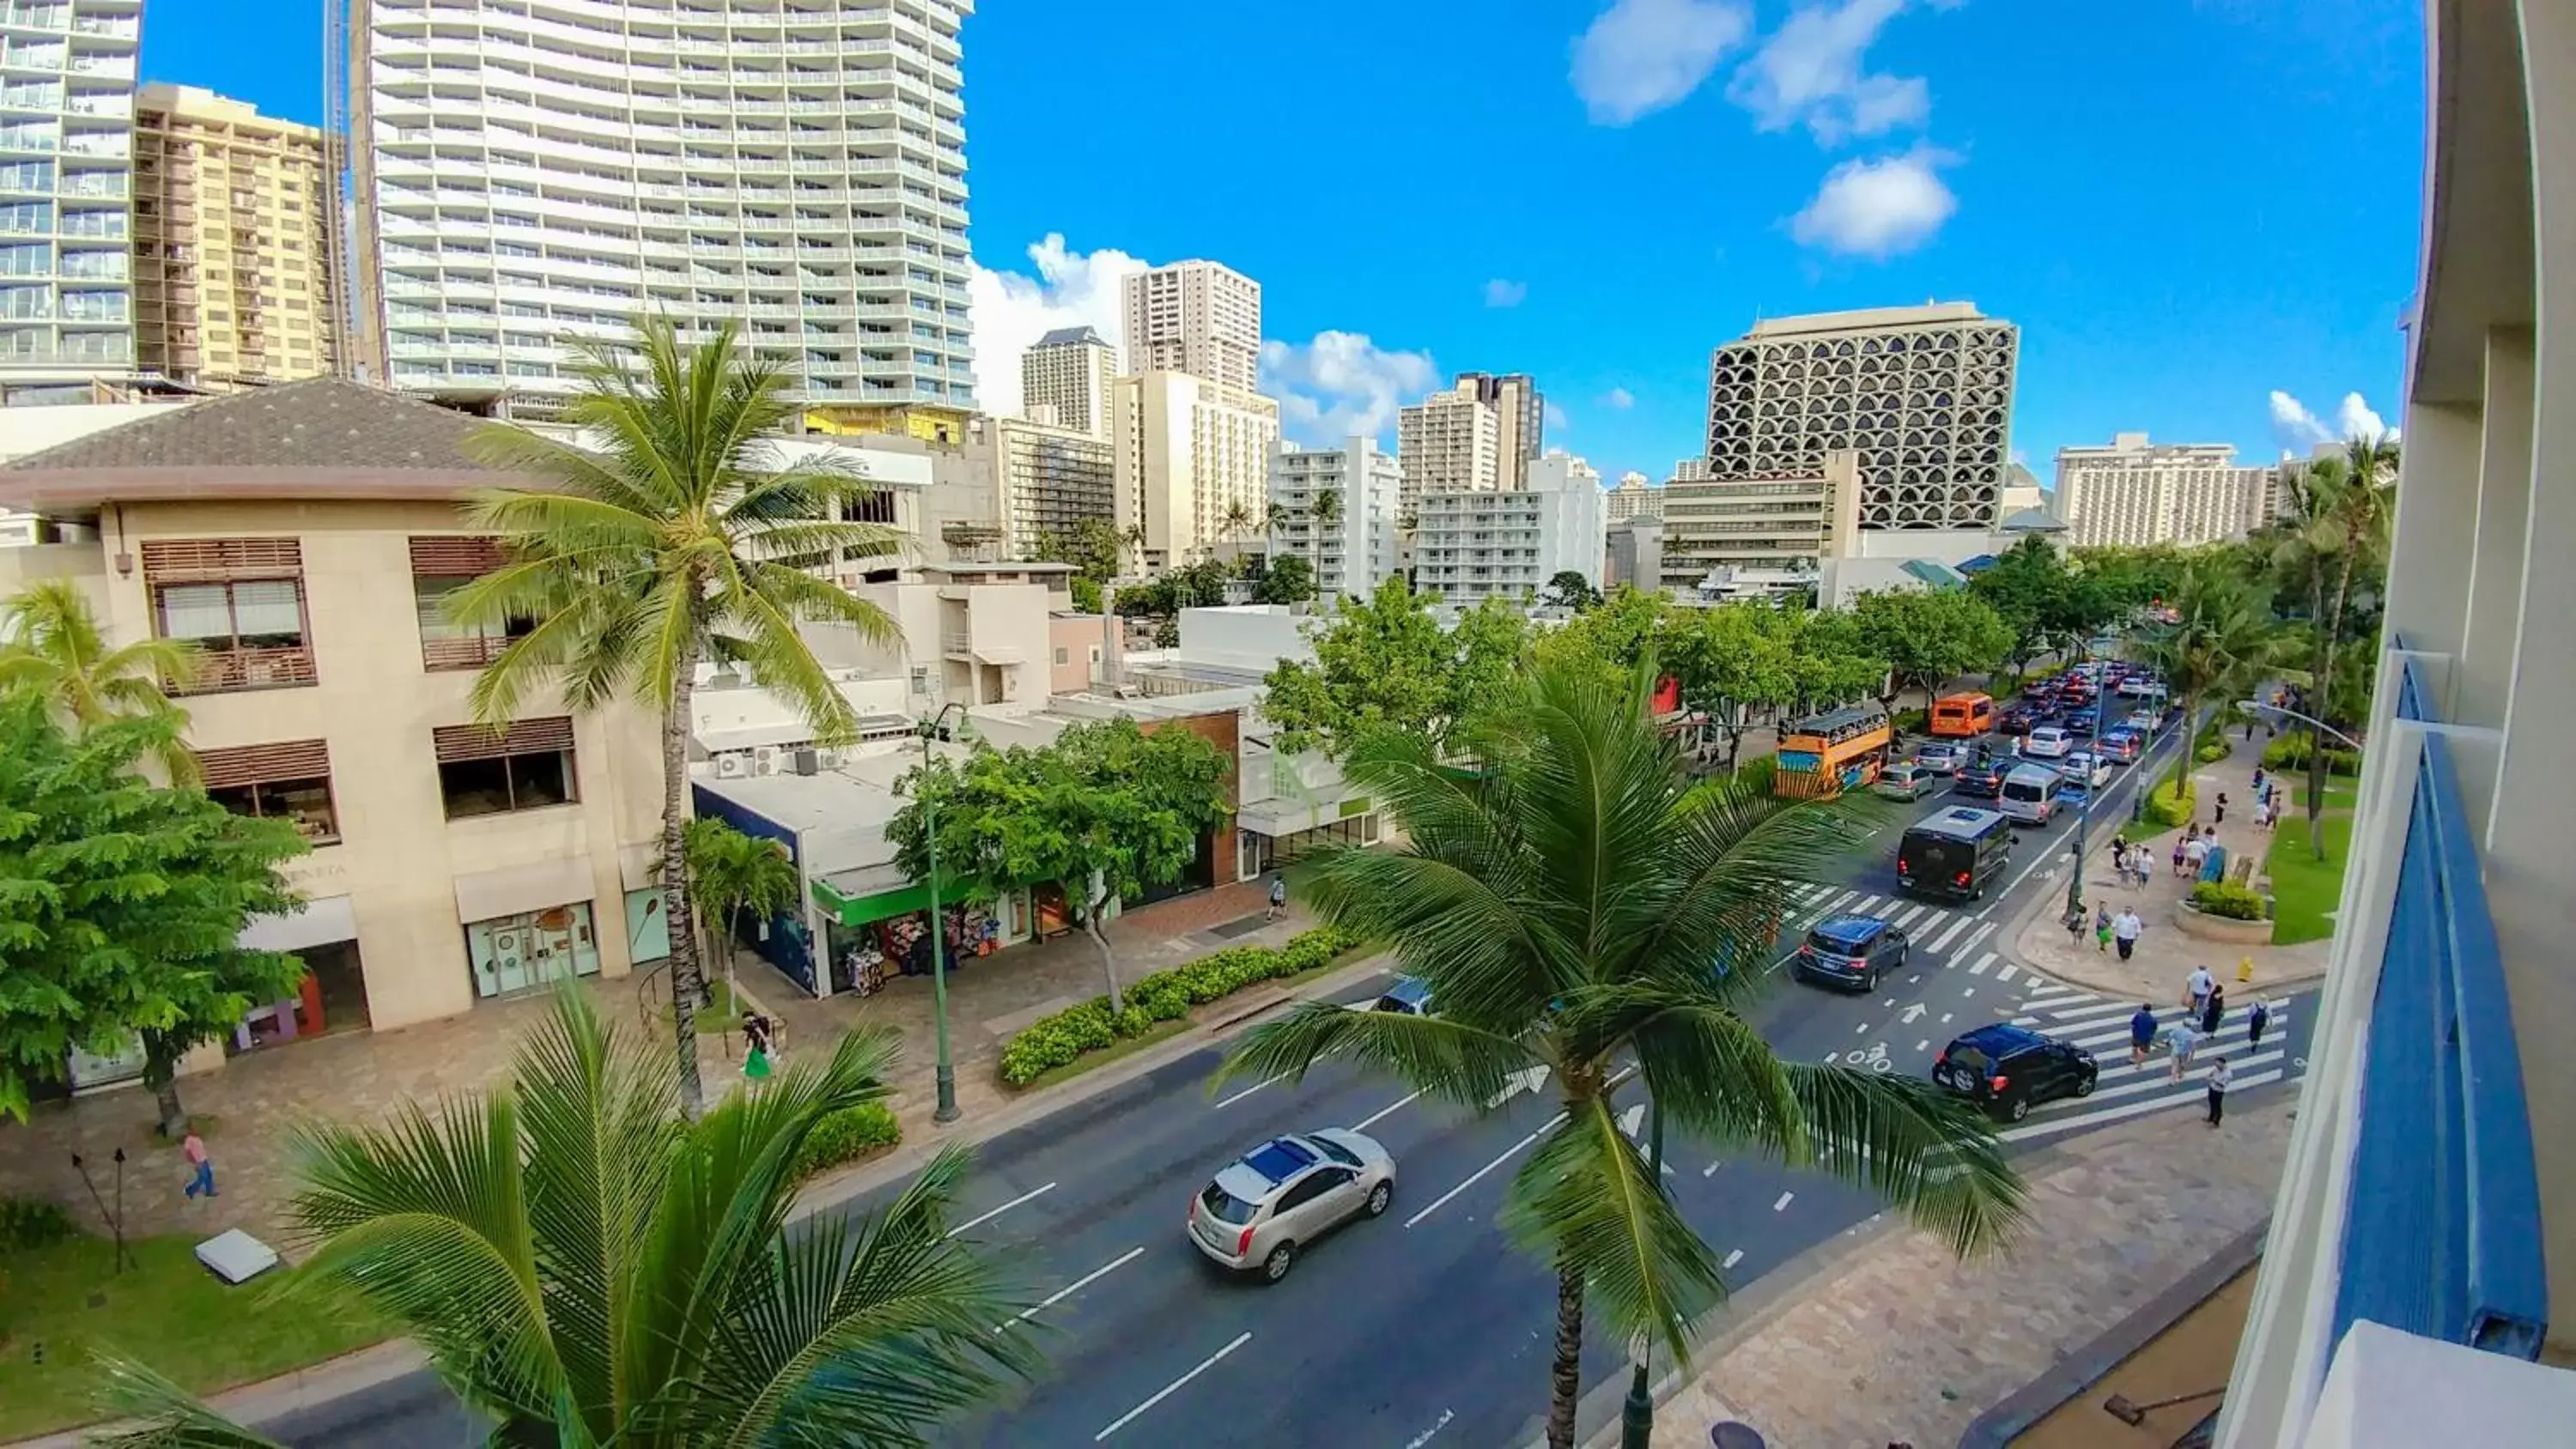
[[1999, 764, 2062, 826]]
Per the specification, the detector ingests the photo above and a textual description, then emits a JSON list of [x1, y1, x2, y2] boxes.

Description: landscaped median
[[998, 926, 1364, 1088]]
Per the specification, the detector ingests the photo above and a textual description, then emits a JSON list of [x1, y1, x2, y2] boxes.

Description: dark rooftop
[[3, 377, 508, 474], [1032, 325, 1109, 349]]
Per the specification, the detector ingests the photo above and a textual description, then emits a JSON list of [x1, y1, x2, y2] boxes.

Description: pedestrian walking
[[2201, 984, 2227, 1037], [2206, 1055, 2233, 1125], [1267, 871, 1287, 921], [2184, 832, 2211, 876], [2113, 906, 2144, 961], [2092, 905, 2111, 952], [2129, 1002, 2160, 1068], [2167, 1020, 2201, 1082], [2215, 791, 2229, 825], [2248, 999, 2271, 1048], [2252, 764, 2266, 796], [741, 1012, 775, 1088], [180, 1127, 216, 1200], [2172, 834, 2190, 878], [2185, 963, 2215, 1017], [2064, 908, 2087, 949]]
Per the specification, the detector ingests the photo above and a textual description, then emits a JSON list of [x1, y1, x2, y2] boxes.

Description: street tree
[[1529, 585, 1665, 687], [1662, 605, 1800, 769], [887, 718, 1230, 1015], [1261, 579, 1530, 760], [91, 991, 1034, 1447], [1257, 551, 1316, 606], [0, 695, 307, 1132], [679, 816, 801, 1006], [449, 316, 903, 1117], [2069, 544, 2193, 617], [0, 579, 201, 784], [1847, 588, 2013, 712], [1539, 570, 1601, 612], [2132, 561, 2304, 798], [1217, 657, 2023, 1449]]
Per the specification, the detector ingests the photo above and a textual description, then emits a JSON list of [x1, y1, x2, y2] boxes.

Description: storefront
[[234, 893, 370, 1046], [812, 871, 1030, 998], [455, 857, 602, 1001], [1236, 794, 1382, 878]]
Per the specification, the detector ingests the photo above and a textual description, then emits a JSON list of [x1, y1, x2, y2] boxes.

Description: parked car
[[2097, 727, 2143, 764], [1912, 742, 1967, 775], [1874, 760, 1935, 802], [1188, 1131, 1398, 1281], [1372, 976, 1436, 1016], [1953, 758, 2009, 798], [1793, 914, 1910, 993], [1934, 1024, 2097, 1123], [2025, 725, 2075, 759]]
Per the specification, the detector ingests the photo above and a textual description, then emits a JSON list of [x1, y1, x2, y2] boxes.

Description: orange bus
[[1774, 705, 1893, 799], [1929, 692, 1996, 738]]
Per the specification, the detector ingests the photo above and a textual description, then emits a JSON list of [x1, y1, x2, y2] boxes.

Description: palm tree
[[0, 579, 199, 783], [2306, 434, 2397, 852], [1308, 486, 1343, 530], [1120, 521, 1148, 572], [681, 815, 802, 1012], [1263, 499, 1291, 535], [1219, 497, 1255, 540], [2266, 457, 2346, 846], [1215, 658, 2023, 1449], [450, 316, 902, 1115], [90, 991, 1034, 1447], [2136, 561, 2302, 800]]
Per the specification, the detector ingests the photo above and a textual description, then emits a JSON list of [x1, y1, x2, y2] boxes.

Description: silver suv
[[1187, 1130, 1396, 1282]]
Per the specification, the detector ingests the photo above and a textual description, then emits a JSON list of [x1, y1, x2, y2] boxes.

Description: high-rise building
[[1110, 371, 1279, 570], [1020, 324, 1115, 437], [1119, 259, 1260, 392], [1604, 516, 1662, 592], [0, 0, 142, 403], [1704, 302, 2018, 531], [131, 85, 337, 390], [353, 0, 975, 430], [1267, 438, 1397, 599], [1657, 452, 1862, 594], [1455, 371, 1543, 489], [1413, 451, 1605, 608], [991, 413, 1113, 561], [2055, 433, 2276, 548], [1397, 379, 1501, 512], [1607, 470, 1661, 522]]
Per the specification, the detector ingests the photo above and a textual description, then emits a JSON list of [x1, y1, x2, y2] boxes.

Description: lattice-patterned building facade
[[1704, 302, 2018, 531]]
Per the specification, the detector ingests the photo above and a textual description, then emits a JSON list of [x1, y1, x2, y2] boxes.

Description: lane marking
[[1959, 921, 1996, 955], [1094, 1330, 1254, 1440], [1351, 1089, 1423, 1132], [1905, 973, 1922, 985], [1004, 1246, 1146, 1332], [1212, 1074, 1286, 1109], [1916, 1039, 1929, 1052], [1854, 1022, 1871, 1035], [1997, 1070, 2285, 1143], [1824, 888, 1861, 914], [1927, 917, 1972, 953], [1996, 963, 2020, 984], [1893, 904, 1930, 930], [1940, 1012, 1953, 1023], [1824, 1051, 1838, 1063], [950, 1182, 1057, 1238], [1722, 1248, 1745, 1270], [1967, 952, 1994, 976], [1405, 1113, 1566, 1228], [1403, 1409, 1455, 1449], [1702, 1161, 1721, 1178], [1962, 986, 1978, 997], [1771, 1191, 1795, 1212]]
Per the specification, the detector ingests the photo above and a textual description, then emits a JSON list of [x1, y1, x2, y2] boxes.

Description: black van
[[1897, 806, 2014, 902]]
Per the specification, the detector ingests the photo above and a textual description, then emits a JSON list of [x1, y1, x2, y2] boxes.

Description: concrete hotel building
[[1704, 302, 2017, 530], [1413, 451, 1604, 608], [1019, 322, 1113, 437], [353, 0, 976, 433], [131, 85, 338, 390], [1606, 470, 1660, 521], [1456, 370, 1542, 490], [990, 412, 1112, 561], [2055, 432, 2275, 548], [0, 380, 667, 1064], [1396, 378, 1501, 512], [1657, 451, 1860, 593], [1110, 370, 1278, 570], [1267, 436, 1397, 599], [0, 0, 142, 403], [1120, 259, 1259, 394]]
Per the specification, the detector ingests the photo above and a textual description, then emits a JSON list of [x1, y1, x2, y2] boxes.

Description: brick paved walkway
[[1637, 1096, 2293, 1448]]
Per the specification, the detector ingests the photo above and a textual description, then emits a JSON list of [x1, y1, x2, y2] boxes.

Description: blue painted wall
[[689, 785, 817, 995]]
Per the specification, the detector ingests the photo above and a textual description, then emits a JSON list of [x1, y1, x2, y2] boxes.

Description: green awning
[[813, 877, 936, 929]]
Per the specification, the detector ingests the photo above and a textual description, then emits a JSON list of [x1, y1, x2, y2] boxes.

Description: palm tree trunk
[[1083, 870, 1126, 1015], [2310, 558, 2356, 863], [1546, 1249, 1587, 1449], [661, 668, 708, 1117]]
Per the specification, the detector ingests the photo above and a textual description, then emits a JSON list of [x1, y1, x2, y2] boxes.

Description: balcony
[[170, 645, 317, 696]]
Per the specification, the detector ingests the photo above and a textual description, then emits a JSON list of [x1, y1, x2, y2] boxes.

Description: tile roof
[[1032, 324, 1107, 349], [0, 378, 513, 474]]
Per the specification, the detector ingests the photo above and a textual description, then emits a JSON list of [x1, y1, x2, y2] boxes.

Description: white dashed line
[[1772, 1191, 1795, 1212], [1406, 1114, 1565, 1228], [1916, 1039, 1929, 1052], [1855, 1022, 1871, 1034], [1722, 1248, 1745, 1270], [1967, 952, 1995, 976], [1350, 1089, 1423, 1132], [1213, 1074, 1286, 1109], [1941, 1013, 1953, 1023], [1996, 963, 2020, 984], [1094, 1331, 1253, 1440], [950, 1182, 1058, 1238], [1004, 1246, 1145, 1331], [1927, 917, 1972, 952], [1702, 1161, 1722, 1178]]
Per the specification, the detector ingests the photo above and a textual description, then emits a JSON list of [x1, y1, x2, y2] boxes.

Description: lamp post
[[918, 701, 970, 1125], [2063, 643, 2107, 929], [2233, 699, 2362, 751], [1619, 1095, 1668, 1448]]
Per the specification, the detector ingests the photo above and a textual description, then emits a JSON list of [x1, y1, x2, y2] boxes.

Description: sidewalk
[[1633, 1096, 2294, 1448], [0, 879, 1319, 1246], [2009, 725, 2329, 1006]]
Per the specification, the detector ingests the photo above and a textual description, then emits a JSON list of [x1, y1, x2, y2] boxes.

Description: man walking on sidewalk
[[2248, 999, 2271, 1048], [2206, 1055, 2233, 1126], [2130, 1003, 2160, 1068], [2112, 906, 2144, 961], [2185, 962, 2215, 1018], [1267, 872, 1287, 921]]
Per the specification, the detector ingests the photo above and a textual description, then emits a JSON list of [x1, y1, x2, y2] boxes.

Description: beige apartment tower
[[1111, 370, 1279, 570], [1456, 371, 1544, 489], [132, 85, 339, 389], [1397, 379, 1502, 512], [2055, 433, 2275, 548], [1121, 260, 1261, 392], [1020, 324, 1115, 437]]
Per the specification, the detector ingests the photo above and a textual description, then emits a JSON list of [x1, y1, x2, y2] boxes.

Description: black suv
[[1953, 758, 2009, 798], [1933, 1023, 2098, 1123]]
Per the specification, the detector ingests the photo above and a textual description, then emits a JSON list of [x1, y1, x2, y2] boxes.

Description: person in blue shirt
[[2130, 1003, 2160, 1068]]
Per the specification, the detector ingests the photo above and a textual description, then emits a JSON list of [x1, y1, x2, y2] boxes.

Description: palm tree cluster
[[2263, 434, 2397, 850]]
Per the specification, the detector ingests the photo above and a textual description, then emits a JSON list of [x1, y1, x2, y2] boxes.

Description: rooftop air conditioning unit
[[792, 748, 820, 776], [714, 752, 750, 779], [753, 746, 780, 775]]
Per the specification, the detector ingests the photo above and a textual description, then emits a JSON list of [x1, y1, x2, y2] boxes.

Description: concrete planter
[[2172, 900, 2275, 945]]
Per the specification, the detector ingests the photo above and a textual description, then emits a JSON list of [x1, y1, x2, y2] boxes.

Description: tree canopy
[[1261, 579, 1530, 760], [1033, 518, 1124, 583], [1847, 588, 2012, 706], [1256, 552, 1316, 606], [1539, 570, 1601, 612], [1967, 537, 2117, 676]]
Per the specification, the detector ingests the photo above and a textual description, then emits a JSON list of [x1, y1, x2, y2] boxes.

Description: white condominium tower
[[1020, 322, 1113, 436], [354, 0, 976, 432], [0, 0, 143, 404], [1120, 258, 1259, 392], [1267, 436, 1398, 600], [1397, 377, 1501, 511], [1704, 302, 2018, 531], [2056, 433, 2276, 549]]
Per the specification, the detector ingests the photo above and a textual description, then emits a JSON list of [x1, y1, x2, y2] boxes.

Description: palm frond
[[1500, 1094, 1726, 1363], [1780, 1063, 2026, 1258], [1215, 997, 1539, 1111], [83, 1349, 288, 1449]]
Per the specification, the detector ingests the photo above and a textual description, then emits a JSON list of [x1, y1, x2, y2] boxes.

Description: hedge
[[793, 1102, 902, 1180], [2260, 735, 2362, 777], [2189, 881, 2269, 922], [998, 925, 1360, 1087], [0, 1196, 75, 1252], [2147, 777, 2196, 829]]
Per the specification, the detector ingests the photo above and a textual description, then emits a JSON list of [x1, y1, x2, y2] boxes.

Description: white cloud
[[1789, 145, 1959, 258], [1484, 278, 1529, 308], [965, 233, 1146, 418], [1571, 0, 1755, 125], [2270, 390, 2396, 449], [1601, 386, 1636, 409], [1730, 0, 1932, 144], [1544, 401, 1574, 433], [1260, 331, 1440, 446]]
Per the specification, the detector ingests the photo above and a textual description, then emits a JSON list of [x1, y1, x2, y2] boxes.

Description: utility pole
[[1620, 1095, 1667, 1448], [919, 702, 969, 1124]]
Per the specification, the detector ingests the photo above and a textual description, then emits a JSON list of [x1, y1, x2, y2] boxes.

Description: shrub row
[[793, 1101, 902, 1180], [2189, 881, 2270, 922], [0, 1196, 76, 1252], [2259, 735, 2363, 776], [998, 925, 1360, 1088], [2147, 777, 2196, 829]]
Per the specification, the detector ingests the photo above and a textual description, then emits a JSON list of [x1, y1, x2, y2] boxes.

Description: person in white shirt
[[2205, 1055, 2233, 1125], [2167, 1020, 2201, 1082], [2185, 964, 2215, 1016], [2184, 834, 2211, 876], [2111, 907, 2145, 961]]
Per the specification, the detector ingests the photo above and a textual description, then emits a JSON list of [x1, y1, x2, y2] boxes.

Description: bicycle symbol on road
[[1855, 1042, 1893, 1074]]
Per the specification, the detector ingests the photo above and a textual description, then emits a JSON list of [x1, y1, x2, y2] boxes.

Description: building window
[[434, 717, 576, 819], [1053, 646, 1069, 665], [142, 538, 314, 694], [196, 738, 338, 844], [410, 537, 532, 670]]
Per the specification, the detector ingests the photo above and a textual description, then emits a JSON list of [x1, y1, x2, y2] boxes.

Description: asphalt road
[[255, 719, 2318, 1448]]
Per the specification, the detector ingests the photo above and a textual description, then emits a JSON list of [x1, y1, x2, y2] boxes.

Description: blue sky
[[145, 0, 2422, 488]]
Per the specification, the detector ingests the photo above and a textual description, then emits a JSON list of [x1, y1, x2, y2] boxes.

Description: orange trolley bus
[[1929, 691, 1996, 738], [1773, 704, 1893, 799]]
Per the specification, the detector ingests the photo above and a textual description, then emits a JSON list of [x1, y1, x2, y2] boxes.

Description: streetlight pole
[[2063, 642, 2105, 930], [920, 702, 968, 1125], [1620, 1095, 1667, 1448], [2235, 699, 2362, 751]]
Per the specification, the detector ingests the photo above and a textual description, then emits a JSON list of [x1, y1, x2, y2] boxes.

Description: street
[[253, 724, 2318, 1448]]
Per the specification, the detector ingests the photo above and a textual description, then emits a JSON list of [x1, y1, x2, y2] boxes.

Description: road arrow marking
[[1619, 1102, 1646, 1139], [1901, 1003, 1927, 1025], [1484, 1064, 1548, 1109]]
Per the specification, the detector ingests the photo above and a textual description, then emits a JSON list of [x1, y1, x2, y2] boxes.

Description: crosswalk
[[1994, 986, 2296, 1143]]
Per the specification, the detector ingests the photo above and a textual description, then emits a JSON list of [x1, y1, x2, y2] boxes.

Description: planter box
[[2172, 900, 2275, 945]]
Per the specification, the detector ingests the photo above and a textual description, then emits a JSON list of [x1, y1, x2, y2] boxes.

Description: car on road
[[1912, 742, 1968, 775], [1874, 760, 1936, 802], [2125, 707, 2167, 734], [2097, 727, 2142, 764], [2025, 725, 2074, 759], [1189, 1131, 1397, 1282], [1372, 976, 1435, 1016], [1897, 805, 2013, 902], [1953, 757, 2009, 798], [2059, 750, 2114, 789], [2063, 704, 2099, 732], [1999, 763, 2063, 826], [1996, 706, 2042, 736], [1933, 1023, 2098, 1123], [1792, 914, 1910, 993]]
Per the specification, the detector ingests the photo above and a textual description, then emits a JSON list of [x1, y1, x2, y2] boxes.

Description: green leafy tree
[[1034, 518, 1123, 582], [1262, 579, 1530, 760], [1783, 608, 1893, 715], [1967, 537, 2107, 680], [0, 578, 201, 784], [1257, 551, 1316, 606], [2070, 543, 2193, 617], [1539, 570, 1601, 612], [679, 816, 802, 1003], [2132, 561, 2304, 797], [887, 718, 1230, 1015], [447, 316, 902, 1117], [1847, 588, 2012, 712], [0, 696, 307, 1131], [1531, 586, 1668, 689], [88, 991, 1034, 1447], [1664, 605, 1800, 769], [1068, 575, 1104, 615], [1217, 658, 2023, 1449]]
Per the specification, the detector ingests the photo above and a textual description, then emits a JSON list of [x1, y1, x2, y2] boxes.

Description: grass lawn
[[2266, 811, 2354, 946], [0, 1232, 393, 1441]]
